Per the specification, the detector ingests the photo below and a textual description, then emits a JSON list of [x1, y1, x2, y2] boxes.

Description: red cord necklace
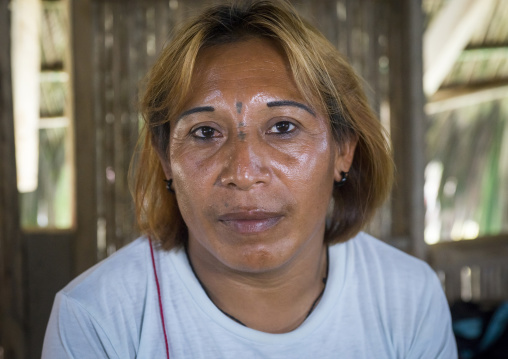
[[149, 238, 170, 359]]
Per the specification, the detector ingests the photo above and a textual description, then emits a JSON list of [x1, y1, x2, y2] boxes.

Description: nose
[[219, 137, 271, 190]]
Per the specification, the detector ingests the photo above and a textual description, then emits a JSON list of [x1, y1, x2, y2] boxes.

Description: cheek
[[170, 139, 218, 184], [169, 149, 209, 216], [271, 138, 334, 185], [272, 142, 335, 218]]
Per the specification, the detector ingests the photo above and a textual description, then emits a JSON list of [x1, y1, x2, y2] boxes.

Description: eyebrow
[[267, 100, 316, 117], [178, 106, 215, 120]]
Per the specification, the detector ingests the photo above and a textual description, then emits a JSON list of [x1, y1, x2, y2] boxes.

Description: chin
[[217, 238, 300, 274]]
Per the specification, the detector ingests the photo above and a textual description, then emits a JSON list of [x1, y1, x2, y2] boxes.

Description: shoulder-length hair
[[131, 0, 393, 250]]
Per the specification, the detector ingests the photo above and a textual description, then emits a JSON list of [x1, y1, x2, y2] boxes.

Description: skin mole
[[236, 102, 243, 114]]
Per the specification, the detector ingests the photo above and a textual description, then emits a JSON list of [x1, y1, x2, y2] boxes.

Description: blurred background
[[1, 0, 507, 358]]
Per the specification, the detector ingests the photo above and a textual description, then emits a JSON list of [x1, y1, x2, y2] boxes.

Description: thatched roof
[[422, 0, 508, 243], [40, 1, 67, 119]]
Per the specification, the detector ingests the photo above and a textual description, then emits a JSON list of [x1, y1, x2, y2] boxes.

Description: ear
[[154, 146, 172, 180], [333, 137, 358, 182]]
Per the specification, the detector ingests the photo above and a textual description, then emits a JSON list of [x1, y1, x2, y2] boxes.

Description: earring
[[335, 171, 349, 187], [163, 179, 175, 193]]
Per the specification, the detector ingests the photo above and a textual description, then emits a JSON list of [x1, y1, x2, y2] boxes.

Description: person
[[42, 0, 457, 358]]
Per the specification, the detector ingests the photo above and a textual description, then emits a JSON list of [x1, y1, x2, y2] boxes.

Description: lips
[[217, 210, 283, 234]]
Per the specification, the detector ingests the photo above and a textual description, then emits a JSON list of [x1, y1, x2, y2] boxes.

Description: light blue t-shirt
[[42, 232, 457, 358]]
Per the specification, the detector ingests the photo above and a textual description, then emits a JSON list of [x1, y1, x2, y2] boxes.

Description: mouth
[[217, 210, 283, 234]]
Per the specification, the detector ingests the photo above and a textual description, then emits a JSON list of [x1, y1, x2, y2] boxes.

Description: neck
[[186, 241, 328, 333]]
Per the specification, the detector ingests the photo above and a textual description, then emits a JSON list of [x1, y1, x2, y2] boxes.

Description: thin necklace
[[185, 246, 329, 327]]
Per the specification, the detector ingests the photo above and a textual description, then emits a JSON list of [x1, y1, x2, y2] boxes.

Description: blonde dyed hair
[[132, 0, 393, 249]]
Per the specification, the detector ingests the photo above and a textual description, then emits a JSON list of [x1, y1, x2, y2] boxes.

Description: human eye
[[191, 126, 222, 139], [267, 121, 297, 135]]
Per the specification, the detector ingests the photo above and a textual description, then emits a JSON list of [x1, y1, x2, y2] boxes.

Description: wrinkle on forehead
[[194, 51, 289, 83], [184, 38, 309, 118]]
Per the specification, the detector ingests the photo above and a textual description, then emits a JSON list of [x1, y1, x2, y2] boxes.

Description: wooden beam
[[426, 81, 508, 114], [11, 0, 42, 193], [0, 0, 26, 356], [429, 233, 508, 302], [423, 0, 495, 96], [464, 45, 508, 53], [39, 116, 69, 129], [70, 0, 98, 275], [388, 0, 427, 259]]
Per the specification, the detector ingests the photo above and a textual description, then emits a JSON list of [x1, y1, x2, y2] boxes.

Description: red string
[[149, 238, 170, 359]]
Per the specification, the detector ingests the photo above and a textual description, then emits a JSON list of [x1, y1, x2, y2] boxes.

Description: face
[[159, 38, 355, 274]]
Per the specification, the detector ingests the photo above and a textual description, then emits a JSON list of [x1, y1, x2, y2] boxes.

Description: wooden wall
[[86, 0, 424, 260], [430, 235, 508, 303], [0, 0, 25, 357]]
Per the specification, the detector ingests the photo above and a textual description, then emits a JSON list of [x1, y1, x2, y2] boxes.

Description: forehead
[[188, 38, 303, 101]]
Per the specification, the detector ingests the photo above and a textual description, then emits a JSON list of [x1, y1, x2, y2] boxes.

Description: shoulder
[[346, 232, 437, 283], [43, 237, 156, 358], [336, 233, 456, 358], [61, 236, 151, 307], [335, 232, 446, 322]]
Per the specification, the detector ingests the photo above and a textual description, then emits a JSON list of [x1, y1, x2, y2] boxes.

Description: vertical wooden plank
[[102, 1, 116, 254], [116, 4, 128, 249], [361, 0, 375, 107], [63, 0, 77, 236], [120, 1, 136, 249], [388, 0, 426, 258], [376, 1, 390, 104], [298, 0, 338, 46], [113, 2, 133, 249], [0, 0, 26, 357], [336, 0, 349, 55], [347, 0, 361, 71], [134, 0, 147, 88], [127, 1, 147, 245], [111, 0, 124, 251], [344, 0, 354, 60], [145, 1, 158, 66], [155, 0, 170, 53], [168, 0, 188, 37], [374, 0, 392, 241], [127, 0, 143, 159], [362, 0, 392, 241], [93, 0, 107, 260], [123, 4, 140, 247], [71, 0, 98, 274], [325, 0, 340, 47]]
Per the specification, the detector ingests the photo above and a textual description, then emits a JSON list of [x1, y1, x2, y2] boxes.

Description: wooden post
[[388, 0, 427, 259], [70, 0, 98, 275], [11, 0, 41, 194], [0, 0, 26, 357]]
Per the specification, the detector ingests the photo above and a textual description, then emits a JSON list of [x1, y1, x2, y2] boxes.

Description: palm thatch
[[423, 0, 508, 243]]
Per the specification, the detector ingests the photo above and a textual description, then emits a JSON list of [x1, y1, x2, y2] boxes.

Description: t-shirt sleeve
[[42, 292, 120, 359], [406, 268, 458, 359]]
